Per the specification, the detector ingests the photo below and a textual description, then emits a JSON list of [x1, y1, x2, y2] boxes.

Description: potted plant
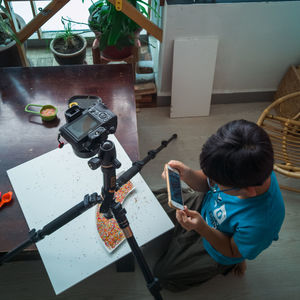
[[0, 0, 26, 67], [50, 18, 87, 65], [87, 0, 159, 60]]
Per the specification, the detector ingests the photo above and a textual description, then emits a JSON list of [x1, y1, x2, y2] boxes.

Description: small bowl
[[25, 104, 58, 121]]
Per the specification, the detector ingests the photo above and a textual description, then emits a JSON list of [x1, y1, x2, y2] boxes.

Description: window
[[12, 0, 96, 38], [11, 0, 150, 39]]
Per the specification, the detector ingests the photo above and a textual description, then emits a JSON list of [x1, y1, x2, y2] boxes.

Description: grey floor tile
[[1, 48, 299, 299]]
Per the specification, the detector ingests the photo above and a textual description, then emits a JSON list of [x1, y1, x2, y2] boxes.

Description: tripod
[[0, 134, 177, 300]]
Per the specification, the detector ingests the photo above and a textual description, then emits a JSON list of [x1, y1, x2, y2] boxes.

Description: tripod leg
[[98, 139, 165, 299], [123, 227, 162, 300], [0, 230, 38, 265], [116, 254, 135, 272], [111, 203, 163, 300]]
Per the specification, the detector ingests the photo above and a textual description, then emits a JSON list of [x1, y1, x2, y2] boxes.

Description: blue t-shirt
[[200, 172, 285, 265]]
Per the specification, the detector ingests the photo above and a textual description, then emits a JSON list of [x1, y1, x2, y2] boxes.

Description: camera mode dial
[[88, 108, 109, 122]]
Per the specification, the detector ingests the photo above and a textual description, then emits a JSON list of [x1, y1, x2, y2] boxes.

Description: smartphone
[[165, 164, 184, 210]]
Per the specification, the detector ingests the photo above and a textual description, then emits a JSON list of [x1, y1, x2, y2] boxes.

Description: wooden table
[[0, 64, 138, 255]]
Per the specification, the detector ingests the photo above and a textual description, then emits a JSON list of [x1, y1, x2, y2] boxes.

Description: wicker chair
[[257, 91, 300, 193]]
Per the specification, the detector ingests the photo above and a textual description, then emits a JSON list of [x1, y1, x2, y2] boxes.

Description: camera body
[[59, 99, 117, 158]]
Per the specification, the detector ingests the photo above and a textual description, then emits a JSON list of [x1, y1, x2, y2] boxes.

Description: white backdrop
[[7, 136, 173, 294]]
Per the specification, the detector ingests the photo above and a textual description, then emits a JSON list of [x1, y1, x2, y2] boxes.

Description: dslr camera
[[59, 99, 117, 158]]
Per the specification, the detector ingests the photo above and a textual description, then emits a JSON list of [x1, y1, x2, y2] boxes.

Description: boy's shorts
[[152, 188, 234, 292]]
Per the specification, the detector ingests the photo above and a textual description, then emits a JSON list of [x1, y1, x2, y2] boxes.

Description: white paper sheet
[[7, 135, 174, 294]]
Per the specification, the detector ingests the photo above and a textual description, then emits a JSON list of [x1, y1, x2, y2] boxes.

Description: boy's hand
[[232, 261, 247, 276], [162, 160, 190, 182], [176, 206, 206, 233]]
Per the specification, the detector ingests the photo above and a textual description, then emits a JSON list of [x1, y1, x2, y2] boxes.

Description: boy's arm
[[177, 208, 242, 258], [164, 160, 209, 192], [199, 222, 242, 258], [184, 169, 209, 192]]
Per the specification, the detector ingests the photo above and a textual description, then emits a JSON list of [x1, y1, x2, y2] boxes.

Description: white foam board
[[7, 135, 174, 294], [171, 37, 218, 118]]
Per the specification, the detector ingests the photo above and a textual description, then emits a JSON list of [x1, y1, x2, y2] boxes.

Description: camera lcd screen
[[66, 114, 98, 140], [168, 169, 183, 205]]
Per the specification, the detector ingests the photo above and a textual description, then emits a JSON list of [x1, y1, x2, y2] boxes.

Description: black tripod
[[0, 134, 177, 300]]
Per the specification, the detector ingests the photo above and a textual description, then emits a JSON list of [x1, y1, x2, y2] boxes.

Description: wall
[[157, 2, 300, 98]]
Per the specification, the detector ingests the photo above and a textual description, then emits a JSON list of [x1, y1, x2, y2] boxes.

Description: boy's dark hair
[[200, 119, 274, 188]]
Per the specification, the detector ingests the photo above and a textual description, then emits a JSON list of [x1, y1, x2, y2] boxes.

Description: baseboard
[[211, 91, 275, 104], [157, 91, 275, 107], [156, 96, 171, 106]]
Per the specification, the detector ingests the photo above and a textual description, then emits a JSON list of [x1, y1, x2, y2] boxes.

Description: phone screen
[[167, 168, 183, 206]]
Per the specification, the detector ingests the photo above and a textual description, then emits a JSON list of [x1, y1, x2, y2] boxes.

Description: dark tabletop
[[0, 64, 138, 253]]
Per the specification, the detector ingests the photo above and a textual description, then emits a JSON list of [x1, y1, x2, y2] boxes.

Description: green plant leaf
[[137, 0, 160, 18], [99, 30, 109, 51], [108, 10, 122, 45], [0, 5, 11, 20], [87, 0, 160, 50], [136, 3, 149, 18], [0, 6, 21, 44], [88, 0, 105, 15]]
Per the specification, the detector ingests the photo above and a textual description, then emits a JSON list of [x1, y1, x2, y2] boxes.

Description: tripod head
[[58, 98, 117, 158], [88, 140, 122, 219], [57, 99, 121, 219], [88, 140, 121, 171]]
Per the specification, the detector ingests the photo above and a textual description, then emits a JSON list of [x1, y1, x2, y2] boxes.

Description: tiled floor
[[2, 43, 300, 299], [1, 101, 299, 299]]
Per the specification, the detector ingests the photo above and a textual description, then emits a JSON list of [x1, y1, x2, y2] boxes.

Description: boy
[[154, 119, 285, 292]]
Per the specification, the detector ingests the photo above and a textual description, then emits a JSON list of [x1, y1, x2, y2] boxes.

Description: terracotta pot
[[94, 31, 141, 60], [102, 45, 134, 60], [89, 29, 135, 60]]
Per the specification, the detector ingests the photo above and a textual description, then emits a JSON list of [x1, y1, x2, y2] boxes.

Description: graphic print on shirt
[[207, 212, 218, 229], [207, 203, 227, 229], [213, 204, 227, 225]]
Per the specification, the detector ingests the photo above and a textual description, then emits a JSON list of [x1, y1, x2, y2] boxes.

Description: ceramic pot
[[50, 35, 87, 65], [0, 13, 27, 67]]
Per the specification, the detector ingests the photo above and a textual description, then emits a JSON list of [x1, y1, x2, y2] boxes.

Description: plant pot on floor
[[91, 30, 141, 62], [50, 34, 87, 65], [0, 13, 27, 67], [88, 1, 142, 61], [102, 44, 134, 60]]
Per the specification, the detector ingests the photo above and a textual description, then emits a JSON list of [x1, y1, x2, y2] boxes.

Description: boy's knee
[[153, 257, 175, 284], [153, 260, 166, 281]]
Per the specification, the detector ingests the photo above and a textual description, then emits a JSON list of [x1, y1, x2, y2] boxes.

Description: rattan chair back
[[257, 91, 300, 192]]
